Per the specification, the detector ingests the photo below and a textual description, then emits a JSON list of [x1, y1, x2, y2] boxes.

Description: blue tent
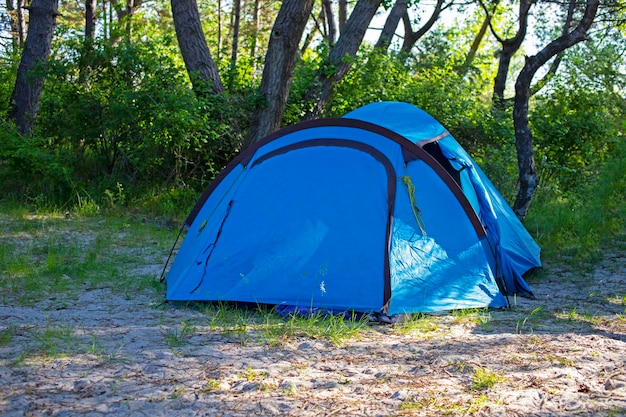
[[165, 102, 541, 315]]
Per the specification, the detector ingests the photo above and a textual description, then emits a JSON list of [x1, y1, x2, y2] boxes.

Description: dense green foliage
[[1, 2, 624, 261], [1, 37, 249, 205]]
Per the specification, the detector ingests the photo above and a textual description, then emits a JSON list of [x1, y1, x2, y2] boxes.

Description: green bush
[[1, 38, 246, 207]]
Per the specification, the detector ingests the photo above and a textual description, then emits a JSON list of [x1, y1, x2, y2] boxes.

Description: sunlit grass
[[0, 206, 171, 305], [525, 139, 626, 263]]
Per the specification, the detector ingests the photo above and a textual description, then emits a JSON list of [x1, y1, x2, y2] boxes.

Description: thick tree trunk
[[375, 0, 406, 50], [80, 0, 98, 83], [171, 0, 225, 95], [304, 0, 382, 120], [512, 0, 599, 220], [8, 0, 59, 135], [85, 0, 97, 39], [338, 0, 347, 31], [244, 0, 315, 146]]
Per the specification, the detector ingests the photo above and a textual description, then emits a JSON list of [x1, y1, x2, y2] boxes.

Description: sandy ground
[[1, 250, 625, 416]]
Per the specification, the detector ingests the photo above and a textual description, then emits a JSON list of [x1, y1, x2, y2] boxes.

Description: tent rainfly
[[164, 101, 541, 315]]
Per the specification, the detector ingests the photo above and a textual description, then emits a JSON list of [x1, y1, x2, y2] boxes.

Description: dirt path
[[1, 251, 625, 416]]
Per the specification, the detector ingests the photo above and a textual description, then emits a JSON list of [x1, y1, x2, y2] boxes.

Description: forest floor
[[0, 215, 625, 416]]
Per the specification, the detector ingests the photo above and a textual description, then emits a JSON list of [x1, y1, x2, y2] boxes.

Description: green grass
[[199, 302, 370, 346], [163, 321, 197, 347], [0, 206, 172, 305], [0, 326, 15, 346], [525, 139, 626, 263], [471, 366, 506, 390], [1, 145, 624, 352], [392, 313, 440, 336]]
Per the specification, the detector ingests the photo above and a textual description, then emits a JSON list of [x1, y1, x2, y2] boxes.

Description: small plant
[[0, 326, 14, 346], [73, 191, 100, 216], [400, 397, 433, 411], [516, 306, 545, 334], [607, 406, 626, 417], [471, 366, 506, 391], [32, 322, 78, 357], [104, 182, 126, 208], [164, 321, 196, 347], [447, 359, 469, 373], [169, 386, 185, 399], [239, 365, 268, 382], [451, 308, 491, 327], [544, 355, 574, 367], [393, 313, 439, 336], [203, 379, 220, 391], [467, 393, 495, 414]]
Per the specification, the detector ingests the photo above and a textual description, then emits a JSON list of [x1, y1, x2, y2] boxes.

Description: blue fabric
[[344, 101, 541, 296], [387, 160, 507, 314], [168, 145, 389, 312], [389, 218, 506, 313], [167, 101, 539, 314]]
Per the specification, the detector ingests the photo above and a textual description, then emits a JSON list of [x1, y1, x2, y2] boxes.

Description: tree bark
[[460, 11, 491, 74], [303, 0, 382, 120], [85, 0, 97, 39], [375, 0, 406, 50], [512, 0, 599, 220], [80, 0, 98, 83], [401, 0, 447, 53], [229, 0, 241, 82], [171, 0, 225, 95], [530, 0, 576, 96], [8, 0, 59, 135], [338, 0, 347, 31], [322, 0, 337, 45], [249, 0, 260, 71], [244, 0, 315, 146], [489, 0, 533, 106], [6, 0, 26, 50]]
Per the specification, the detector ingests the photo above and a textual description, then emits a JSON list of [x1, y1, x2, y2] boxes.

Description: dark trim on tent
[[186, 118, 485, 239], [250, 138, 397, 308], [422, 141, 462, 186]]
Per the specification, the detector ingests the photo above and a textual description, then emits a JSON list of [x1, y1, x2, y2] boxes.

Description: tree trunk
[[512, 0, 599, 220], [322, 0, 336, 45], [374, 0, 406, 50], [171, 0, 225, 95], [8, 0, 59, 135], [303, 0, 382, 120], [338, 0, 347, 31], [109, 0, 142, 44], [6, 0, 27, 50], [401, 0, 446, 53], [249, 0, 260, 71], [80, 0, 98, 83], [491, 0, 532, 106], [217, 0, 222, 61], [229, 0, 241, 83], [85, 0, 97, 39], [530, 0, 576, 96], [244, 0, 315, 146], [460, 12, 490, 74]]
